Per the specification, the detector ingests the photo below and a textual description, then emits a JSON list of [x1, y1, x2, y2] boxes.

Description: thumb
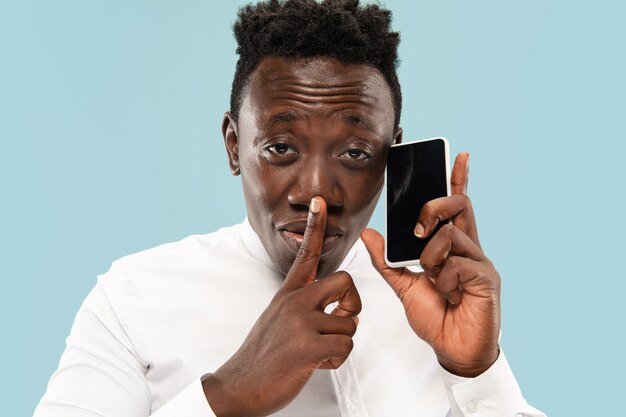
[[360, 228, 400, 281], [360, 228, 423, 301]]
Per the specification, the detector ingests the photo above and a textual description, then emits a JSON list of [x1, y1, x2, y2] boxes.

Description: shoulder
[[96, 223, 244, 304], [110, 223, 242, 271]]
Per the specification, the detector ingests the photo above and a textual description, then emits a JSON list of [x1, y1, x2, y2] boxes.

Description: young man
[[35, 1, 545, 416]]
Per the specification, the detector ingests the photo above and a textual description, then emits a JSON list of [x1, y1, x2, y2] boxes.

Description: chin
[[272, 251, 344, 280], [315, 256, 344, 279], [268, 231, 358, 279]]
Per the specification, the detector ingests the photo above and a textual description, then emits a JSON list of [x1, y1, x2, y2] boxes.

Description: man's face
[[223, 57, 400, 277]]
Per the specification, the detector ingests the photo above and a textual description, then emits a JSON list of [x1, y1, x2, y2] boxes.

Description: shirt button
[[347, 400, 357, 413], [466, 401, 479, 414]]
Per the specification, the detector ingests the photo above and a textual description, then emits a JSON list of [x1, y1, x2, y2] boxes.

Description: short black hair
[[230, 0, 402, 130]]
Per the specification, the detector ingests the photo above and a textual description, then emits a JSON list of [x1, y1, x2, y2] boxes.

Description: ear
[[222, 112, 240, 176], [393, 127, 403, 145]]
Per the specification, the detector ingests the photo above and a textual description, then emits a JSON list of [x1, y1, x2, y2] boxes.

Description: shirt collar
[[240, 217, 275, 269]]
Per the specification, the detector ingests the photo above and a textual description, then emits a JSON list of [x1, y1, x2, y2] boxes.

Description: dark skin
[[203, 57, 500, 416], [361, 153, 501, 377], [225, 57, 397, 278]]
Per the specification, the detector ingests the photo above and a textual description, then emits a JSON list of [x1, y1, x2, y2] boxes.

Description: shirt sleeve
[[441, 350, 546, 417], [33, 283, 216, 417]]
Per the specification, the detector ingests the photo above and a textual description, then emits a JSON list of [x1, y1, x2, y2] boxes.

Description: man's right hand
[[202, 196, 362, 417]]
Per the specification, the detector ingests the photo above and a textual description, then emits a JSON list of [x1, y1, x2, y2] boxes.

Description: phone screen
[[385, 138, 450, 266]]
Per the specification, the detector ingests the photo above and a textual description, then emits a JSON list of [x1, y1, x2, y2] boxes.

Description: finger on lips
[[283, 196, 327, 289], [281, 197, 361, 335]]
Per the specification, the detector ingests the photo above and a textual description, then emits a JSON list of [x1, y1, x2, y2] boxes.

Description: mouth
[[276, 220, 345, 255]]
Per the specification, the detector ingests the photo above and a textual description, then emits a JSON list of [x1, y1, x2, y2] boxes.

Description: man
[[35, 1, 545, 416]]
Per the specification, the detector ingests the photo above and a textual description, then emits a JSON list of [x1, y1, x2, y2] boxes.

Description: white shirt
[[34, 219, 545, 417]]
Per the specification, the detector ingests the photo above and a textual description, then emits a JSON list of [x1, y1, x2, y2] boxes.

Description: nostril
[[326, 203, 343, 216], [288, 202, 309, 212], [287, 199, 342, 215]]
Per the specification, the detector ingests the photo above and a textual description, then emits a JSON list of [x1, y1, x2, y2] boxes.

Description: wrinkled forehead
[[241, 57, 395, 127]]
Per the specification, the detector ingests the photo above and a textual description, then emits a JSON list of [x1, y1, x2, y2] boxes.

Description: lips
[[276, 219, 345, 255]]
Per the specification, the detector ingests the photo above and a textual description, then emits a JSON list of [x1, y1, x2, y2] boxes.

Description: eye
[[340, 148, 371, 161], [265, 143, 298, 155]]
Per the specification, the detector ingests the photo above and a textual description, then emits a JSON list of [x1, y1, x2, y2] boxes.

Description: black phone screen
[[386, 138, 449, 264]]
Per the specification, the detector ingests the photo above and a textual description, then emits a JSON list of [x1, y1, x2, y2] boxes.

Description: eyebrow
[[267, 110, 304, 129], [267, 110, 377, 135], [344, 114, 375, 134]]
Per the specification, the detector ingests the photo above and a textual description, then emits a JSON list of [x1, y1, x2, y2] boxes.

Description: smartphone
[[385, 137, 451, 268]]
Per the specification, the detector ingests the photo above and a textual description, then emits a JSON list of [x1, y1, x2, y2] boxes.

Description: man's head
[[223, 0, 403, 277]]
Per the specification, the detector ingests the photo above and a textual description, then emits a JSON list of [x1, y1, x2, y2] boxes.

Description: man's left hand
[[361, 152, 501, 377]]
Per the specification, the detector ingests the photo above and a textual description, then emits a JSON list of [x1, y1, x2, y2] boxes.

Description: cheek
[[240, 153, 292, 212], [343, 165, 385, 225]]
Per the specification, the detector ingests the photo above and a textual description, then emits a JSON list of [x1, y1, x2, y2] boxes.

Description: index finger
[[282, 196, 327, 289], [450, 152, 470, 195], [420, 224, 486, 279]]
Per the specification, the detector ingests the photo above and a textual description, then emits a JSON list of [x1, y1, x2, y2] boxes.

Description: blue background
[[1, 1, 624, 416]]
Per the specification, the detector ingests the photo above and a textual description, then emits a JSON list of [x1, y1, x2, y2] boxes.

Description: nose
[[287, 158, 343, 211]]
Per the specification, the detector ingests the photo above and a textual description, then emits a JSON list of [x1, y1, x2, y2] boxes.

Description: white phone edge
[[384, 137, 451, 269]]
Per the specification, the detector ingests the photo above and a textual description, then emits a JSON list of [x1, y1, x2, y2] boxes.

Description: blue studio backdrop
[[1, 1, 625, 416]]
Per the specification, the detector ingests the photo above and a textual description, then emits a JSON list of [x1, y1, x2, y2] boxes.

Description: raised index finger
[[282, 196, 327, 289], [450, 152, 470, 195]]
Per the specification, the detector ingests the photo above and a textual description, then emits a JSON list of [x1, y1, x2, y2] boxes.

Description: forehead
[[240, 57, 395, 133]]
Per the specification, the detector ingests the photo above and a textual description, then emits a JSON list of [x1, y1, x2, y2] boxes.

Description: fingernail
[[310, 197, 320, 214], [414, 222, 425, 237], [448, 292, 461, 305]]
